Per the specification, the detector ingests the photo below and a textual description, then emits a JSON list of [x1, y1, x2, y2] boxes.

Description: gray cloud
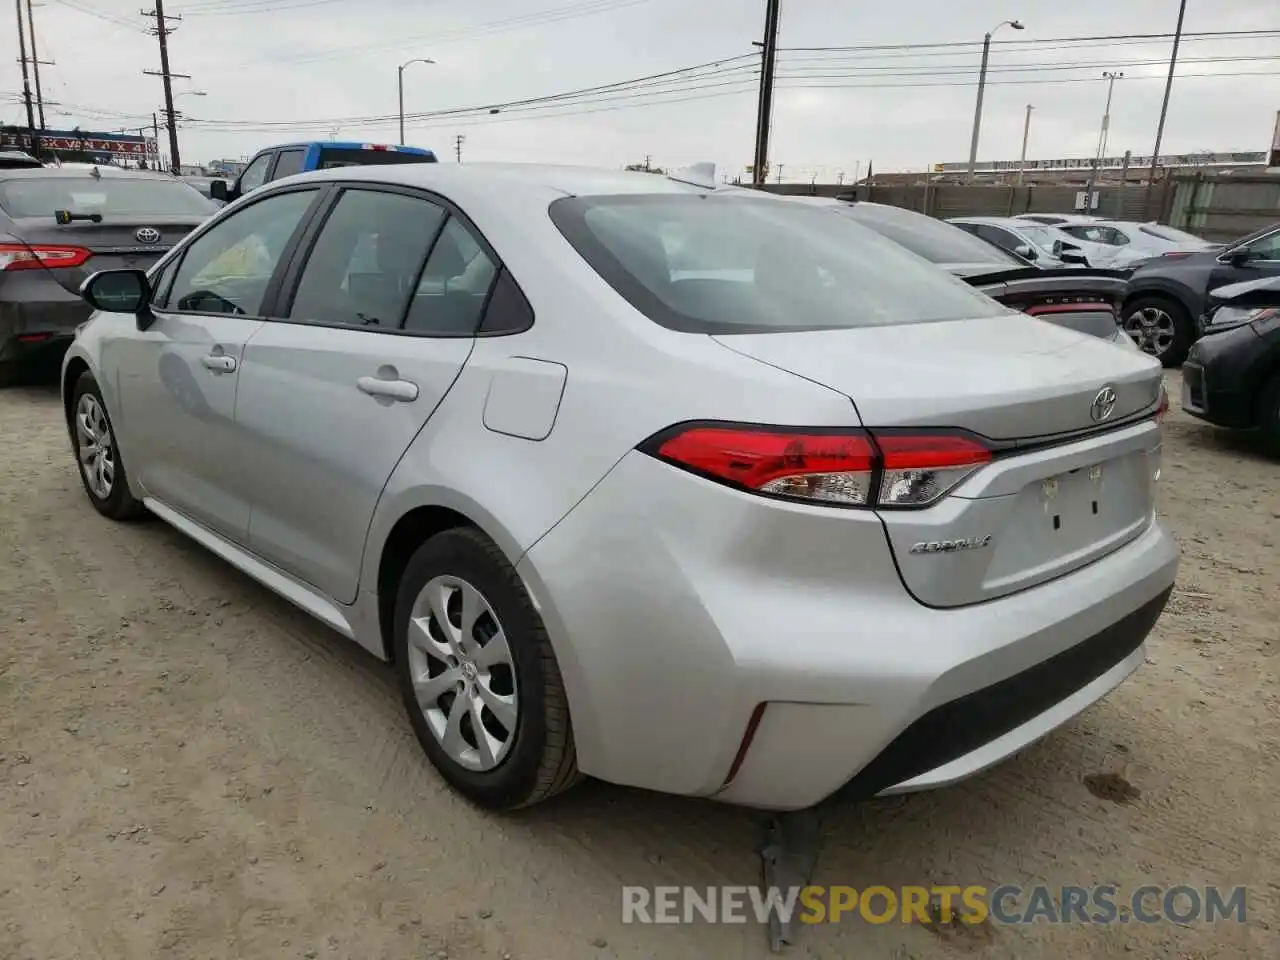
[[4, 0, 1276, 178]]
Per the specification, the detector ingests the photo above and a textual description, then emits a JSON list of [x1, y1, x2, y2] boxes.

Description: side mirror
[[1224, 248, 1252, 267], [209, 178, 230, 202], [1060, 247, 1090, 266], [1014, 243, 1038, 260], [79, 269, 154, 329]]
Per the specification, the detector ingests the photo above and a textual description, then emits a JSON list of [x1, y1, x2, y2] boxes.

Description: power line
[[167, 68, 1277, 137], [46, 0, 147, 32], [779, 28, 1280, 53], [217, 0, 654, 66]]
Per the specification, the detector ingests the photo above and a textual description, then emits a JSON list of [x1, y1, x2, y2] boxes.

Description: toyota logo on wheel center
[[134, 227, 161, 244]]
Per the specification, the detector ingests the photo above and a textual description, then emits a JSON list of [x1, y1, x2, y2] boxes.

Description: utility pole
[[643, 153, 651, 172], [14, 0, 40, 157], [1016, 104, 1034, 187], [751, 0, 781, 188], [152, 112, 161, 171], [454, 133, 464, 163], [1085, 71, 1123, 206], [775, 163, 784, 184], [1146, 0, 1187, 200], [966, 19, 1025, 181], [141, 0, 188, 174], [24, 0, 48, 128]]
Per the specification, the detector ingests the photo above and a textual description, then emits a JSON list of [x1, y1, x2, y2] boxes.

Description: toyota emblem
[[135, 226, 161, 244], [1090, 385, 1118, 422]]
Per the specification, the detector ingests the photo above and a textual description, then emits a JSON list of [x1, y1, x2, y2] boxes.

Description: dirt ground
[[1, 370, 1276, 960]]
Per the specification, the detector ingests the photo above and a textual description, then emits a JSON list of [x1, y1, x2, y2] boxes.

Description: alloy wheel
[[406, 575, 519, 771], [1124, 306, 1176, 358], [75, 394, 116, 500]]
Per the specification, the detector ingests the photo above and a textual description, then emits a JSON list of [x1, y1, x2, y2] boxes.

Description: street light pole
[[966, 18, 1024, 182], [1085, 71, 1123, 209], [398, 57, 435, 146], [1016, 103, 1034, 187]]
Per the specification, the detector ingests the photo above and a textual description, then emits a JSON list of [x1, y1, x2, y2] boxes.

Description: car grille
[[836, 587, 1172, 801]]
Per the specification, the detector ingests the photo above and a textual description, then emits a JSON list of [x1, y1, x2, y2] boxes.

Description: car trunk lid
[[9, 215, 200, 295], [960, 267, 1129, 340], [713, 316, 1165, 607]]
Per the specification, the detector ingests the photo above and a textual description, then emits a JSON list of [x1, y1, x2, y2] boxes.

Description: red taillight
[[0, 242, 92, 272], [643, 423, 992, 508], [363, 143, 392, 151]]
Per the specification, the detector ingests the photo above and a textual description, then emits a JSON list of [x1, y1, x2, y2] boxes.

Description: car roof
[[271, 161, 723, 202], [265, 140, 435, 155], [0, 166, 177, 181], [948, 216, 1025, 227]]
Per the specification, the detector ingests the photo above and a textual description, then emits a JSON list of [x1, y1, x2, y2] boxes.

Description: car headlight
[[1250, 307, 1280, 335], [1203, 305, 1278, 334]]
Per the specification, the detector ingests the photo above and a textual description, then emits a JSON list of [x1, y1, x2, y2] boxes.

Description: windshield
[[550, 195, 1006, 334], [836, 203, 1019, 266], [317, 147, 437, 169], [1016, 223, 1060, 250], [0, 176, 216, 218], [1138, 223, 1204, 244]]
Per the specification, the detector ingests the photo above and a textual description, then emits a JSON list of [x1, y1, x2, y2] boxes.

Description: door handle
[[357, 375, 419, 402], [201, 354, 237, 373]]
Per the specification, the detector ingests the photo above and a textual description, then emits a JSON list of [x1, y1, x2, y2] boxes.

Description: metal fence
[[759, 173, 1280, 241], [1166, 174, 1280, 241]]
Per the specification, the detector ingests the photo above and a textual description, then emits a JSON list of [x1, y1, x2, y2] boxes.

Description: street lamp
[[966, 18, 1025, 181], [398, 57, 435, 146], [1085, 71, 1124, 207], [1016, 104, 1034, 187]]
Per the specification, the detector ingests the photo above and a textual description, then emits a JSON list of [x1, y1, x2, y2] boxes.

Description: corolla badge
[[135, 226, 162, 244], [909, 536, 992, 555], [1090, 385, 1118, 422]]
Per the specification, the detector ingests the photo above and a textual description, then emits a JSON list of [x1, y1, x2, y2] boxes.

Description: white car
[[61, 162, 1177, 811], [1055, 221, 1216, 267]]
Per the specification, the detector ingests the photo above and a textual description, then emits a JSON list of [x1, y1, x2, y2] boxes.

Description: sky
[[2, 0, 1277, 180]]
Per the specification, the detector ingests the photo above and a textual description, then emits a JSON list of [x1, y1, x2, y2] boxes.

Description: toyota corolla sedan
[[61, 163, 1178, 811]]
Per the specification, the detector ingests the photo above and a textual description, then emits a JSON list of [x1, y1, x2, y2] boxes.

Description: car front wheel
[[1123, 296, 1192, 368], [393, 527, 580, 809]]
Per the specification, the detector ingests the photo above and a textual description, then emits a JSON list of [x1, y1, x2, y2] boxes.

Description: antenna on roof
[[666, 162, 716, 190]]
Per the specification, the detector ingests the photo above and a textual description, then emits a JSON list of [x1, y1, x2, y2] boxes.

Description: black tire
[[69, 371, 147, 521], [1123, 295, 1194, 368], [1256, 371, 1280, 458], [392, 526, 580, 809]]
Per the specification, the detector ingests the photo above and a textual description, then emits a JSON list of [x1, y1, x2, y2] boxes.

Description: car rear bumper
[[0, 296, 91, 365], [518, 450, 1179, 810]]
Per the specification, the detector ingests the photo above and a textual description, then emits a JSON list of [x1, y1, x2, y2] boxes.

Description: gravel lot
[[1, 370, 1276, 959]]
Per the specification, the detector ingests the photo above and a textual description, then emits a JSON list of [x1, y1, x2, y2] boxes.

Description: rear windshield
[[836, 203, 1019, 266], [0, 176, 216, 218], [317, 147, 437, 169], [550, 195, 1004, 334], [1138, 223, 1204, 244]]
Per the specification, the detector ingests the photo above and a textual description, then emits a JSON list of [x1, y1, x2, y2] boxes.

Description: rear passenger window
[[402, 217, 498, 336], [478, 268, 534, 335], [272, 149, 306, 181], [288, 189, 446, 329]]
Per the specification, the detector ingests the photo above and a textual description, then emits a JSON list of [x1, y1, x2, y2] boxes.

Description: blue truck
[[211, 141, 437, 203]]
